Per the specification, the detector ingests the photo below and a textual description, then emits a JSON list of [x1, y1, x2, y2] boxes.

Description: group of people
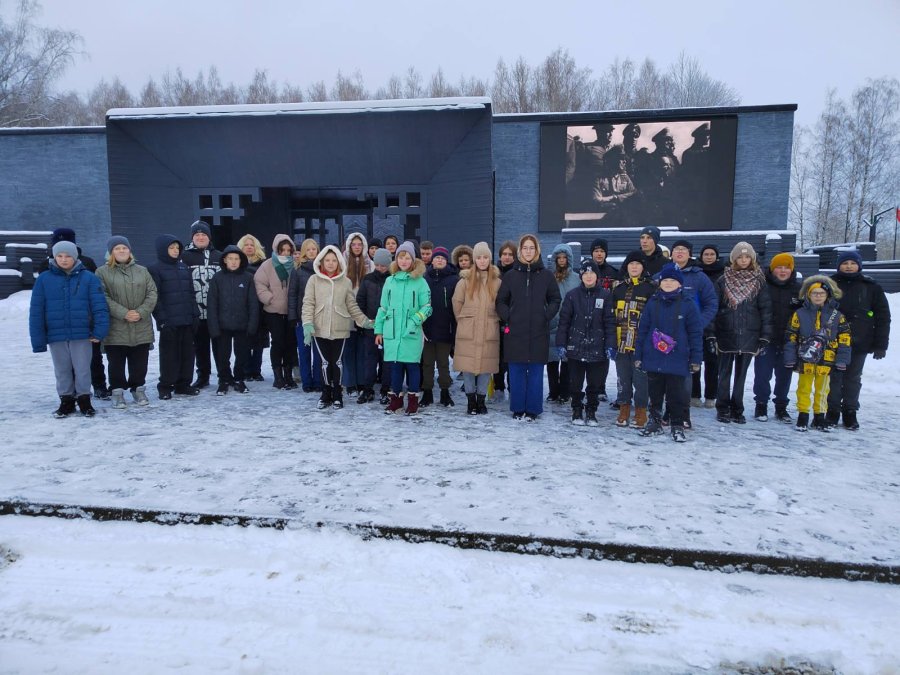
[[29, 223, 890, 441]]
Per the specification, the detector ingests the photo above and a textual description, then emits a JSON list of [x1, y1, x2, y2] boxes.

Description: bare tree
[[806, 89, 848, 245], [665, 51, 739, 108], [403, 66, 424, 99], [331, 69, 368, 101], [632, 58, 666, 109], [427, 67, 458, 98], [596, 57, 635, 110], [0, 0, 82, 125], [374, 74, 403, 100], [306, 80, 328, 102], [788, 125, 811, 250], [138, 78, 163, 108], [532, 48, 594, 112]]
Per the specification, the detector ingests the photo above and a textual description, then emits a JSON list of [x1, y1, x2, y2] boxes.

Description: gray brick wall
[[0, 129, 110, 260]]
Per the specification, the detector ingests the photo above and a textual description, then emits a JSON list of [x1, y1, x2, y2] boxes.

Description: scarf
[[722, 267, 764, 309], [273, 253, 292, 283]]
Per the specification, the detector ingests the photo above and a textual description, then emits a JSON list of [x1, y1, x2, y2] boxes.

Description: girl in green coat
[[96, 236, 158, 409], [374, 242, 432, 415]]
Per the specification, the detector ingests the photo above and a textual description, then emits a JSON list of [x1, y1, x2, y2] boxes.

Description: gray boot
[[111, 388, 127, 409], [132, 386, 150, 406]]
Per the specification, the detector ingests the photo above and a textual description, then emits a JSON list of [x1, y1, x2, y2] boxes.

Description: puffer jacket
[[254, 234, 294, 316], [301, 245, 369, 340], [713, 268, 773, 354], [611, 274, 656, 353], [635, 288, 703, 377], [207, 246, 260, 337], [785, 276, 851, 371], [287, 260, 315, 322], [374, 258, 432, 363], [147, 235, 198, 329], [452, 266, 501, 374], [181, 242, 222, 320], [547, 243, 581, 361], [423, 263, 459, 343], [679, 262, 718, 330], [555, 283, 617, 362], [495, 241, 561, 364], [29, 260, 110, 352], [96, 259, 158, 347], [831, 270, 890, 354], [356, 269, 390, 322], [765, 269, 802, 348]]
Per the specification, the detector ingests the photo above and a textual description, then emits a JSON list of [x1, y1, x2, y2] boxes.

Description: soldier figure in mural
[[681, 123, 711, 171], [592, 146, 636, 213], [679, 123, 712, 229], [567, 123, 615, 211]]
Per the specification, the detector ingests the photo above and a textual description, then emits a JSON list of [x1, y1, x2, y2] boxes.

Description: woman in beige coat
[[96, 236, 158, 409], [301, 245, 372, 410], [254, 234, 297, 389], [452, 241, 501, 415]]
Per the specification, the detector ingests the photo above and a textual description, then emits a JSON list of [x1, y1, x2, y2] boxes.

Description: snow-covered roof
[[107, 97, 492, 121]]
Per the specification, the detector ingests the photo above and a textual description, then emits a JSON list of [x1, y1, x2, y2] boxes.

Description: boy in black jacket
[[556, 260, 617, 426], [356, 248, 392, 404], [208, 246, 260, 395]]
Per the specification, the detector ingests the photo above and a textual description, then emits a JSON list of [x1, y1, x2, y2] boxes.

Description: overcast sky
[[25, 0, 900, 127]]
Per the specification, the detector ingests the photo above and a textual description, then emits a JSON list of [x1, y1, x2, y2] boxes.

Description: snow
[[0, 231, 53, 236], [1, 290, 899, 671], [107, 97, 491, 120]]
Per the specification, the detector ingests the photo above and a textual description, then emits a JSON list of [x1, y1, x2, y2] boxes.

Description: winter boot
[[379, 390, 390, 405], [132, 386, 150, 406], [824, 407, 840, 429], [317, 389, 333, 410], [633, 407, 648, 429], [475, 394, 487, 415], [754, 402, 768, 422], [585, 407, 599, 427], [616, 403, 631, 427], [356, 388, 374, 404], [174, 384, 200, 396], [774, 404, 792, 424], [811, 413, 831, 432], [795, 412, 809, 432], [640, 415, 664, 437], [405, 392, 419, 416], [272, 369, 285, 389], [233, 381, 248, 394], [94, 385, 111, 401], [191, 375, 210, 389], [385, 392, 404, 414], [157, 385, 174, 401], [420, 389, 434, 407], [466, 393, 477, 415], [439, 388, 454, 407], [216, 382, 230, 396], [571, 406, 584, 426], [332, 386, 344, 409], [842, 409, 859, 431], [715, 407, 732, 423], [282, 367, 298, 390], [730, 408, 747, 424], [111, 388, 127, 410], [671, 425, 687, 442], [76, 394, 96, 417], [53, 395, 77, 418]]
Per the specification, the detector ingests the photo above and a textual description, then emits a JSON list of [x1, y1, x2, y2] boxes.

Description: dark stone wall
[[0, 128, 111, 260]]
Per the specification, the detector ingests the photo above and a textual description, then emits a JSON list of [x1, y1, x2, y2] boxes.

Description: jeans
[[389, 362, 421, 394], [753, 344, 793, 407], [295, 324, 323, 389], [615, 352, 648, 407], [507, 362, 544, 415], [827, 349, 867, 412]]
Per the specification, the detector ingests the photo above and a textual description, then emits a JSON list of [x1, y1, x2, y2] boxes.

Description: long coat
[[374, 258, 432, 363], [301, 245, 369, 340], [495, 257, 561, 364], [29, 260, 110, 352], [96, 259, 158, 347], [452, 266, 501, 374]]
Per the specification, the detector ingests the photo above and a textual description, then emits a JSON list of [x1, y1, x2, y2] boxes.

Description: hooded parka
[[301, 245, 370, 339], [452, 265, 502, 374]]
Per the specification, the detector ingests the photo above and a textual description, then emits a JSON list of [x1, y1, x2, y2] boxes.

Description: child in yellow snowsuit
[[784, 275, 851, 432]]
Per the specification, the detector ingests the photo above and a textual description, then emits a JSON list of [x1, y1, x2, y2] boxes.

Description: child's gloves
[[690, 363, 700, 373], [302, 323, 315, 346], [874, 349, 886, 360]]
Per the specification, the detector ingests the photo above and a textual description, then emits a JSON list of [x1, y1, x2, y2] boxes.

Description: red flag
[[896, 207, 900, 223]]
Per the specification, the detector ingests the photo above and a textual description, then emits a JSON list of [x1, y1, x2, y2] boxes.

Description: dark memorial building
[[105, 98, 494, 255]]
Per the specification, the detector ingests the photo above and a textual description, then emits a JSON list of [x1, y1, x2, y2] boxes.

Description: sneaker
[[598, 394, 608, 403], [512, 412, 525, 420], [571, 408, 585, 426], [842, 410, 859, 431], [76, 394, 96, 417], [796, 412, 809, 432], [639, 419, 664, 436], [585, 409, 599, 427], [715, 412, 732, 424], [672, 426, 687, 442], [754, 402, 768, 422], [825, 407, 840, 429], [233, 381, 248, 394], [379, 392, 391, 405], [53, 395, 77, 418], [157, 387, 173, 401], [704, 399, 717, 409], [524, 412, 538, 422], [332, 398, 344, 410], [94, 385, 111, 401], [774, 406, 792, 423], [357, 389, 374, 404], [191, 376, 210, 389], [132, 386, 150, 406], [690, 397, 703, 408], [216, 382, 229, 396], [317, 394, 332, 410], [731, 412, 747, 424], [111, 388, 127, 409]]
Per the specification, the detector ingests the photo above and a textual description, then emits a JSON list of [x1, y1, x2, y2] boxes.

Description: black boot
[[191, 374, 210, 389], [842, 409, 859, 431], [53, 395, 76, 418], [76, 394, 96, 417], [825, 407, 840, 428], [332, 386, 343, 409], [585, 407, 598, 427], [420, 390, 434, 407], [94, 385, 111, 401], [439, 388, 454, 407], [811, 413, 831, 432], [317, 389, 333, 410], [282, 367, 298, 390], [272, 368, 286, 389], [467, 393, 477, 415], [476, 394, 487, 415], [774, 404, 792, 423], [357, 388, 374, 404], [379, 389, 390, 405], [571, 406, 584, 425], [754, 402, 768, 422], [795, 412, 809, 432]]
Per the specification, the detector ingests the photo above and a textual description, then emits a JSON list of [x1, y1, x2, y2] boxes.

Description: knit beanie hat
[[190, 220, 212, 238], [623, 250, 645, 269], [579, 260, 600, 276], [396, 241, 417, 260], [431, 246, 450, 262], [836, 249, 863, 271], [372, 248, 392, 267], [472, 242, 492, 260], [769, 252, 795, 271], [806, 281, 831, 299], [52, 241, 79, 259], [730, 241, 757, 264], [700, 244, 720, 259], [590, 238, 608, 254], [658, 262, 684, 285], [671, 239, 693, 254], [107, 235, 132, 253], [369, 238, 383, 249], [50, 228, 77, 246], [640, 226, 661, 244]]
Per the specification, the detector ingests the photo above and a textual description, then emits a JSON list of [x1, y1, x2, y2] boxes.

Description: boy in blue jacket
[[634, 263, 703, 442], [30, 241, 110, 417]]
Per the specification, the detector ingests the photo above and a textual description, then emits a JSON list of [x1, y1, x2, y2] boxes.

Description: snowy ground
[[1, 290, 900, 671]]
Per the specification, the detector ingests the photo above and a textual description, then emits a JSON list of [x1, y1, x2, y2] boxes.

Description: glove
[[302, 323, 314, 346], [634, 360, 642, 371], [705, 336, 717, 354], [556, 346, 567, 361], [873, 350, 886, 360], [364, 319, 375, 330], [690, 363, 700, 373], [606, 347, 617, 361], [757, 339, 769, 354]]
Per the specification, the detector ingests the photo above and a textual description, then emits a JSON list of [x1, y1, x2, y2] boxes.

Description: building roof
[[493, 103, 798, 124]]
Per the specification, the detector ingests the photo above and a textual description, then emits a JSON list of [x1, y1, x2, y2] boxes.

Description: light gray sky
[[26, 0, 900, 127]]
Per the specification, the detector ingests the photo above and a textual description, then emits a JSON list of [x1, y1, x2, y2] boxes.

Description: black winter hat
[[579, 260, 600, 276], [640, 226, 660, 244], [672, 239, 693, 254], [590, 238, 608, 254], [51, 228, 77, 245], [190, 220, 212, 238], [369, 238, 383, 249], [700, 244, 720, 258], [623, 250, 645, 269]]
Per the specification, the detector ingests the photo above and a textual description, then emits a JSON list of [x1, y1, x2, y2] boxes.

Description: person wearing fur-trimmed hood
[[546, 243, 581, 404], [451, 244, 473, 272], [784, 275, 850, 432], [302, 244, 373, 410]]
